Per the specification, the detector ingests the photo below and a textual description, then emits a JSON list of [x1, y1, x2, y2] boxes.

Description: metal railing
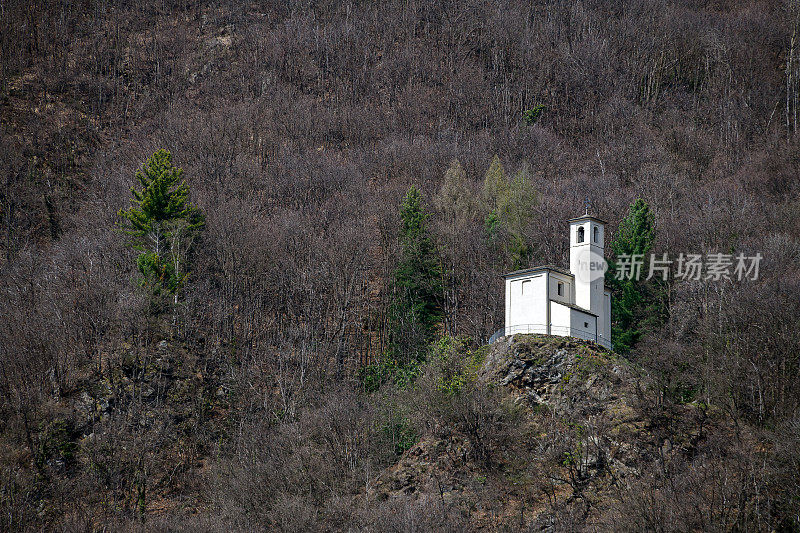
[[487, 324, 612, 350]]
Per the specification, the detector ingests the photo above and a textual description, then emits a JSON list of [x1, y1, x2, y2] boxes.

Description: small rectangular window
[[521, 280, 531, 295], [557, 282, 564, 296]]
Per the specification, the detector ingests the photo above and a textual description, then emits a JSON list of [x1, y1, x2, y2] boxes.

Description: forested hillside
[[1, 0, 800, 530]]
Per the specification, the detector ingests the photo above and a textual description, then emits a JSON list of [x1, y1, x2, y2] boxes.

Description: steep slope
[[371, 335, 748, 531]]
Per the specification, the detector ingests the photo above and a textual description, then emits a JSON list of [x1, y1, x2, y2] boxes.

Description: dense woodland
[[2, 0, 800, 530]]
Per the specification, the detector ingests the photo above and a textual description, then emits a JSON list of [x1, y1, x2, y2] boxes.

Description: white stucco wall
[[601, 290, 611, 345], [549, 301, 597, 341], [505, 273, 547, 334], [569, 307, 597, 342], [549, 300, 571, 337]]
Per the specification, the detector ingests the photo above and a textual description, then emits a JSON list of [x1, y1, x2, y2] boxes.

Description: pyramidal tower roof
[[568, 214, 607, 225]]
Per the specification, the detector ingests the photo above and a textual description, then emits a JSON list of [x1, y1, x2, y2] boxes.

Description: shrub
[[523, 104, 546, 125], [408, 336, 523, 467], [357, 354, 422, 393]]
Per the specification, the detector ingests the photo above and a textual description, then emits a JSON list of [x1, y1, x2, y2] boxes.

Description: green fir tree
[[389, 186, 443, 362], [118, 149, 204, 304], [606, 198, 665, 353]]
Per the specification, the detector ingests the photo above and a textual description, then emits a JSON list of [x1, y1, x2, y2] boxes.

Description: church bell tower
[[569, 212, 606, 320]]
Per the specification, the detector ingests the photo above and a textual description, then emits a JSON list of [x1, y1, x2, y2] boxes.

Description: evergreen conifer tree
[[390, 186, 442, 361], [606, 198, 664, 353], [118, 149, 204, 303]]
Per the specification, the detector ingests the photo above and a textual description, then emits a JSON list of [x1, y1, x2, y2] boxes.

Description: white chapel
[[498, 213, 612, 349]]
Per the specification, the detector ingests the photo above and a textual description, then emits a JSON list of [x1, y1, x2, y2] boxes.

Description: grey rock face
[[482, 335, 596, 407]]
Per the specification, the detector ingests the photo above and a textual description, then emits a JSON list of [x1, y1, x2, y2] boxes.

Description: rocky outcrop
[[371, 334, 722, 529], [480, 334, 630, 409], [482, 335, 659, 478]]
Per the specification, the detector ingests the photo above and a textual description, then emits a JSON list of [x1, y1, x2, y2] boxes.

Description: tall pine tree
[[389, 186, 443, 362], [118, 149, 204, 304], [606, 198, 664, 353]]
